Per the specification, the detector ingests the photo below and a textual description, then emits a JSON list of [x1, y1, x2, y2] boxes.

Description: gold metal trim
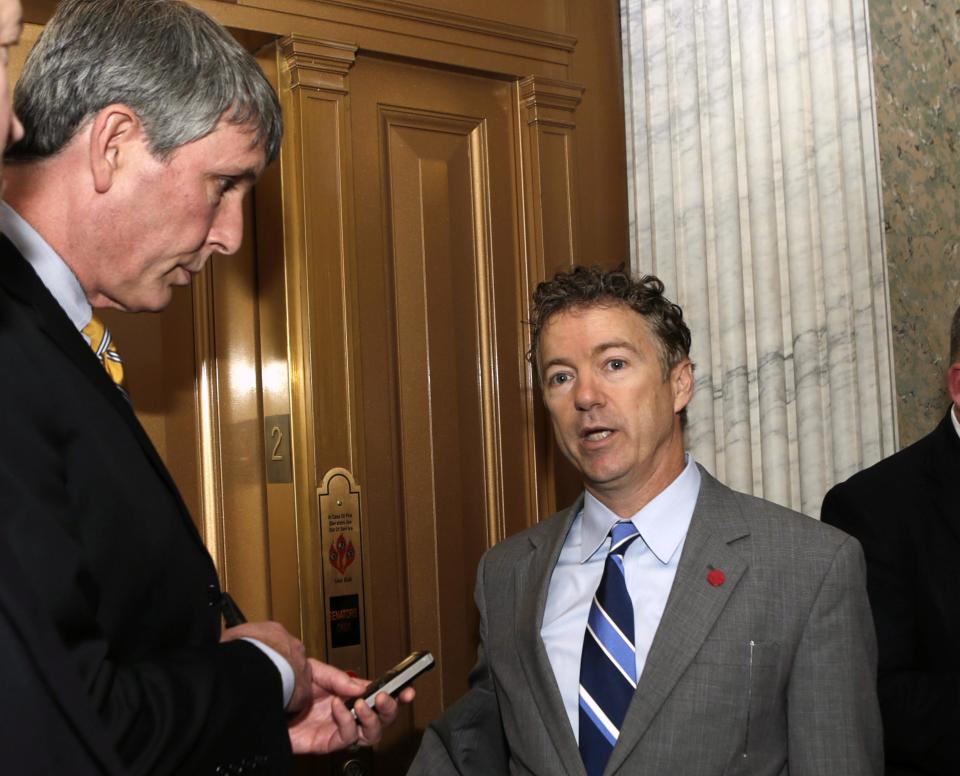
[[468, 121, 506, 549], [235, 0, 577, 55], [271, 34, 362, 657], [279, 36, 358, 92], [318, 468, 367, 674], [519, 76, 585, 128], [192, 268, 227, 575], [516, 75, 585, 520]]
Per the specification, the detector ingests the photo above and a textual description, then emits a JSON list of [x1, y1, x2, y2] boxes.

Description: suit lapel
[[515, 498, 588, 776], [926, 410, 960, 544], [606, 469, 750, 773], [0, 238, 199, 539]]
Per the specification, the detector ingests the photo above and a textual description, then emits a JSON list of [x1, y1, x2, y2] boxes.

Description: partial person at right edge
[[822, 302, 960, 776]]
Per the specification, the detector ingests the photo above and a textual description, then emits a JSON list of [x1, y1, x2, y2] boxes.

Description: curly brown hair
[[527, 264, 692, 379]]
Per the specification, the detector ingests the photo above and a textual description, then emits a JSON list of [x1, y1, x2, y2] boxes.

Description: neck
[[587, 443, 687, 518], [3, 160, 98, 305]]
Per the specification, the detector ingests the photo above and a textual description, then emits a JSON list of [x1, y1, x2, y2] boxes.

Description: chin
[[135, 290, 176, 313], [583, 467, 627, 489]]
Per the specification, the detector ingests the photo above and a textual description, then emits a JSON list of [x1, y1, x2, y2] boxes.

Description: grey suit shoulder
[[410, 466, 881, 776]]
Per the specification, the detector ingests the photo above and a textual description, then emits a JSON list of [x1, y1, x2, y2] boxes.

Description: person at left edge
[[0, 1, 412, 773], [0, 0, 124, 772]]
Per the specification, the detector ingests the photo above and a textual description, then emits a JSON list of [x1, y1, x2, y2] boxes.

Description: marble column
[[621, 0, 897, 515]]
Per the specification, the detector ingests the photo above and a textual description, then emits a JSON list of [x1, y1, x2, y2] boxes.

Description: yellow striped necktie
[[82, 314, 128, 399]]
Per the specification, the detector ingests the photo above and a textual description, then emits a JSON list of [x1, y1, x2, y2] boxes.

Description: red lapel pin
[[706, 566, 725, 587]]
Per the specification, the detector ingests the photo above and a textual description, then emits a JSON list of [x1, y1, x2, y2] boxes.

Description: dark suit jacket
[[0, 509, 125, 776], [0, 236, 292, 775], [822, 410, 960, 776], [410, 468, 882, 775]]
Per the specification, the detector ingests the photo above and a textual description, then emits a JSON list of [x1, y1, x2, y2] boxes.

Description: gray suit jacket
[[410, 468, 882, 775]]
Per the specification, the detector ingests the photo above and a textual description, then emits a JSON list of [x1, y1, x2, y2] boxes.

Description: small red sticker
[[707, 568, 725, 587]]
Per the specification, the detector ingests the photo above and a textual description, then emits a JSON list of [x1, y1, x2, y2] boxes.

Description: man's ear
[[88, 104, 141, 194], [948, 362, 960, 409], [672, 358, 694, 414]]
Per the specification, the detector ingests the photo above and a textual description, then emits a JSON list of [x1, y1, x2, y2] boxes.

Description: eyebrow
[[592, 339, 638, 355], [216, 167, 261, 187], [541, 339, 640, 372]]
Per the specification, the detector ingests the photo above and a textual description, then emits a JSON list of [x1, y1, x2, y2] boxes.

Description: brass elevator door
[[347, 55, 534, 769]]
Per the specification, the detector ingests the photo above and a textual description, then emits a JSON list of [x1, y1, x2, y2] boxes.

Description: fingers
[[330, 696, 361, 744], [352, 687, 416, 745], [352, 695, 385, 746], [287, 667, 417, 754], [309, 657, 368, 697]]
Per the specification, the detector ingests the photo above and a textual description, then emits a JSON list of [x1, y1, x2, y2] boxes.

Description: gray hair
[[8, 0, 282, 164]]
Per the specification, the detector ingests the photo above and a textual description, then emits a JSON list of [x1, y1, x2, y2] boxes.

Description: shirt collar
[[0, 201, 92, 331], [580, 453, 702, 564], [951, 404, 960, 441]]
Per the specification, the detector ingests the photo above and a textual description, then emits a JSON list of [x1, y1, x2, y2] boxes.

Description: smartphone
[[347, 651, 435, 718]]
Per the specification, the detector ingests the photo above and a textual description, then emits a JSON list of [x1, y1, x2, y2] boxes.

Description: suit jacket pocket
[[692, 639, 783, 775], [693, 638, 780, 666]]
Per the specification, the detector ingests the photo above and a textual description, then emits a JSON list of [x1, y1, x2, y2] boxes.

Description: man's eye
[[549, 373, 571, 386], [608, 359, 626, 370]]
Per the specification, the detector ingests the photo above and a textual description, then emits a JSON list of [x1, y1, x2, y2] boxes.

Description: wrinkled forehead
[[542, 301, 653, 340], [537, 302, 657, 360]]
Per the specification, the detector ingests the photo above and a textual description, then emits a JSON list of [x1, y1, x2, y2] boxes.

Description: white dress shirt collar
[[0, 201, 92, 331], [951, 404, 960, 441], [580, 453, 701, 564]]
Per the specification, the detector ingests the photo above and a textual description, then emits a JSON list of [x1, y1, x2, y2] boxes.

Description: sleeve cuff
[[242, 637, 295, 709]]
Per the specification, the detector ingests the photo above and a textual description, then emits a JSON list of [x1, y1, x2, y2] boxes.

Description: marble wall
[[621, 0, 898, 515], [869, 0, 960, 446]]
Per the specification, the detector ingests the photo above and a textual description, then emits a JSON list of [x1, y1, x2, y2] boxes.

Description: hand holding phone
[[346, 651, 434, 718]]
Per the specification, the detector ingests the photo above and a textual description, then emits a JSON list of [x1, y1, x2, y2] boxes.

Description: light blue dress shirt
[[541, 454, 701, 739], [0, 201, 92, 331], [0, 202, 296, 708]]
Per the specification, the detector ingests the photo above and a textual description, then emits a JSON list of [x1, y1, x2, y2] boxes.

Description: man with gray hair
[[822, 303, 960, 775], [0, 0, 123, 772], [0, 0, 409, 773]]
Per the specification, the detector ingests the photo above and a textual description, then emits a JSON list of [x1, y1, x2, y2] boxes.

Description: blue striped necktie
[[579, 520, 640, 776]]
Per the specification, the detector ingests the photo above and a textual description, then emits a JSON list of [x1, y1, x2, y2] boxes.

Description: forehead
[[540, 303, 654, 355], [170, 120, 267, 175]]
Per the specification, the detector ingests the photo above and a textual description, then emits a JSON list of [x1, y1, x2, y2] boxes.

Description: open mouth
[[581, 427, 614, 442]]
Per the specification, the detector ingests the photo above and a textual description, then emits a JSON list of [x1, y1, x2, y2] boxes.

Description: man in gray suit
[[410, 265, 882, 775]]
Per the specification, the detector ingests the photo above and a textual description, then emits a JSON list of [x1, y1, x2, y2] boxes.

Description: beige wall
[[871, 0, 959, 445]]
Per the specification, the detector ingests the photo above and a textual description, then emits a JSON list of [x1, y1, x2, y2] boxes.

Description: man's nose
[[573, 372, 604, 411], [208, 196, 245, 256]]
